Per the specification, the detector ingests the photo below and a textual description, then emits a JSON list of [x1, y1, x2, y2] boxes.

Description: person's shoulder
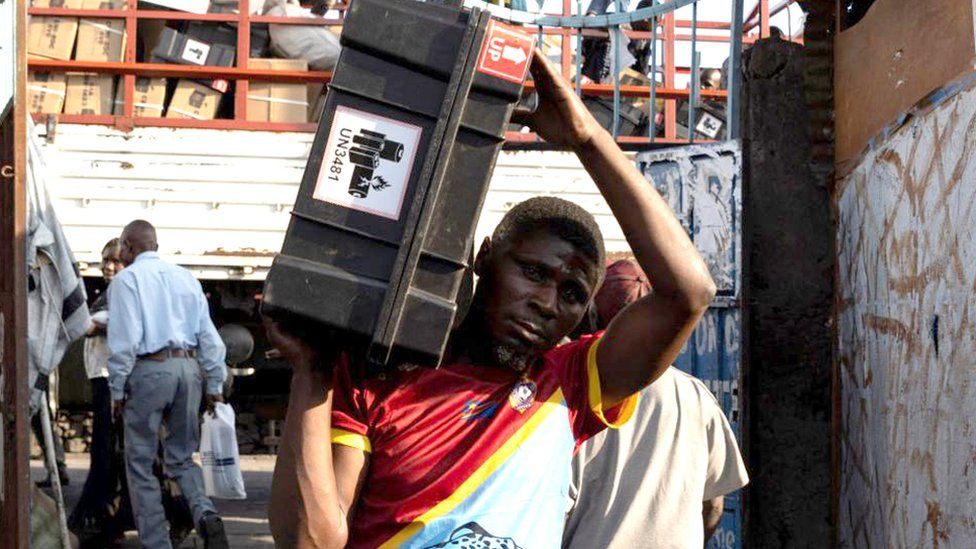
[[669, 368, 724, 413], [110, 267, 137, 287], [544, 331, 602, 364], [335, 356, 427, 394], [163, 260, 201, 284], [159, 257, 191, 274]]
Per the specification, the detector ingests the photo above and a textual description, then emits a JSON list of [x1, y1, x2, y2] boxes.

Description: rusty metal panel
[[638, 142, 744, 549], [638, 144, 741, 297], [836, 80, 976, 547]]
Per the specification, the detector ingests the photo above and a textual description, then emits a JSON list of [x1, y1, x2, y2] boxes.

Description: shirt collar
[[134, 251, 160, 263]]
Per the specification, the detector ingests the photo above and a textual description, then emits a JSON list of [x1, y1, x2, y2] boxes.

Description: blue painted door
[[637, 142, 743, 549]]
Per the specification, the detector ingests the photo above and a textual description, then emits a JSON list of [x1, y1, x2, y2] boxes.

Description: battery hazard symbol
[[346, 129, 404, 199], [477, 20, 535, 85], [313, 106, 422, 221]]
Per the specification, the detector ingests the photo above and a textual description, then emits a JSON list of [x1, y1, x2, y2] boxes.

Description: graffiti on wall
[[638, 144, 741, 297], [638, 143, 744, 549], [837, 81, 976, 547]]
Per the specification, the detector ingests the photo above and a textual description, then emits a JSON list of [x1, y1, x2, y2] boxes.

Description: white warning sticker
[[181, 38, 210, 65], [312, 106, 422, 220]]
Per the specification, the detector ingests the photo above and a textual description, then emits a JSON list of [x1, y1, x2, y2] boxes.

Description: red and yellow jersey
[[331, 332, 638, 548]]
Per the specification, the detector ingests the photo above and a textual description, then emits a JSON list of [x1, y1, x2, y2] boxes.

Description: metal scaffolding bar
[[24, 0, 769, 144], [728, 0, 745, 138], [575, 0, 583, 97], [1, 0, 31, 542], [688, 0, 698, 142], [611, 0, 623, 139], [649, 9, 658, 140]]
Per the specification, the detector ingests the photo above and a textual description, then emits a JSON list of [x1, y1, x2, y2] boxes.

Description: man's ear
[[473, 237, 492, 277]]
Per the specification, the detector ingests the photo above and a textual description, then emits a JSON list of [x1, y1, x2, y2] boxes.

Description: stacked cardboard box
[[246, 59, 308, 123], [75, 0, 126, 62], [64, 73, 115, 114], [27, 73, 68, 114], [113, 77, 168, 117], [166, 80, 221, 120], [28, 0, 84, 61], [141, 0, 210, 15], [308, 82, 325, 123], [58, 0, 125, 116]]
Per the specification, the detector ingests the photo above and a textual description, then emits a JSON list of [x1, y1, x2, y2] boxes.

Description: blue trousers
[[123, 357, 216, 549]]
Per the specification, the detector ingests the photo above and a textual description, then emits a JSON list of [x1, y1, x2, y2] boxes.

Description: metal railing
[[26, 0, 793, 143]]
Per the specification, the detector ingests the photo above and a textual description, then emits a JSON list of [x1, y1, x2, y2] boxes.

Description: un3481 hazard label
[[312, 106, 422, 220]]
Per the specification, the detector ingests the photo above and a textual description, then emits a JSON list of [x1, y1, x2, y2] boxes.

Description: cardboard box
[[32, 0, 84, 8], [74, 0, 126, 61], [28, 0, 85, 59], [28, 17, 79, 60], [619, 67, 650, 87], [27, 72, 67, 114], [247, 59, 308, 123], [75, 19, 126, 62], [113, 77, 167, 117], [307, 82, 325, 123], [166, 79, 221, 120], [64, 73, 116, 115], [80, 0, 125, 7], [141, 0, 210, 15], [137, 19, 167, 61]]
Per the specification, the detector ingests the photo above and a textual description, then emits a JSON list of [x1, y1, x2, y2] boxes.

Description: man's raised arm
[[267, 321, 356, 549], [514, 50, 716, 407]]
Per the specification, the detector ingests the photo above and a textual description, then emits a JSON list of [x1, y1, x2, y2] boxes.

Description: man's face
[[478, 228, 600, 366], [101, 248, 124, 281], [119, 234, 136, 266], [702, 70, 722, 90]]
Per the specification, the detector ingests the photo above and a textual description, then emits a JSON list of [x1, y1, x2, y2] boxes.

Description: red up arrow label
[[476, 19, 536, 84]]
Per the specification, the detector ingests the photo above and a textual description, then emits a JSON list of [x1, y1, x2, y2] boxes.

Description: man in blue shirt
[[107, 219, 229, 549]]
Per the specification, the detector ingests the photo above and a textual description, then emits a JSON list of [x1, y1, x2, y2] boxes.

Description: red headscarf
[[594, 259, 652, 329]]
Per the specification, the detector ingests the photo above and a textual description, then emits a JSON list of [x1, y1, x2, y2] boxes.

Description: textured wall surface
[[741, 35, 834, 546], [837, 81, 976, 548], [638, 143, 745, 549]]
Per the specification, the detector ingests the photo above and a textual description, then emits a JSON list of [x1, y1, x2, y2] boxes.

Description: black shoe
[[197, 512, 229, 549]]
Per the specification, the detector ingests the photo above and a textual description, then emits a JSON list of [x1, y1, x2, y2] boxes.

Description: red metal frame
[[26, 0, 756, 143], [743, 0, 797, 37]]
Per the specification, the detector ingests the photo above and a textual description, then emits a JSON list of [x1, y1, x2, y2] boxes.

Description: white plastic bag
[[201, 402, 247, 500], [264, 0, 341, 71]]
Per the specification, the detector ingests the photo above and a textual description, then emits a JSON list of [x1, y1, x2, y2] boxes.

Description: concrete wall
[[836, 79, 976, 548], [740, 32, 834, 546]]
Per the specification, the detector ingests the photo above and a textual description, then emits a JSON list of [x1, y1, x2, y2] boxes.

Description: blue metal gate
[[637, 141, 743, 549]]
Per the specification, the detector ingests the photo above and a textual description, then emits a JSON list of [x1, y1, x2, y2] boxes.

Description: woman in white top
[[69, 238, 128, 545]]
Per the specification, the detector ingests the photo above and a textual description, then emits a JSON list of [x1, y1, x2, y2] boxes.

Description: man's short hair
[[492, 196, 606, 270]]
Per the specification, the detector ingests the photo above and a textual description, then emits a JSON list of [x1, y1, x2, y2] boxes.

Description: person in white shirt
[[69, 238, 127, 544], [563, 259, 749, 549]]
